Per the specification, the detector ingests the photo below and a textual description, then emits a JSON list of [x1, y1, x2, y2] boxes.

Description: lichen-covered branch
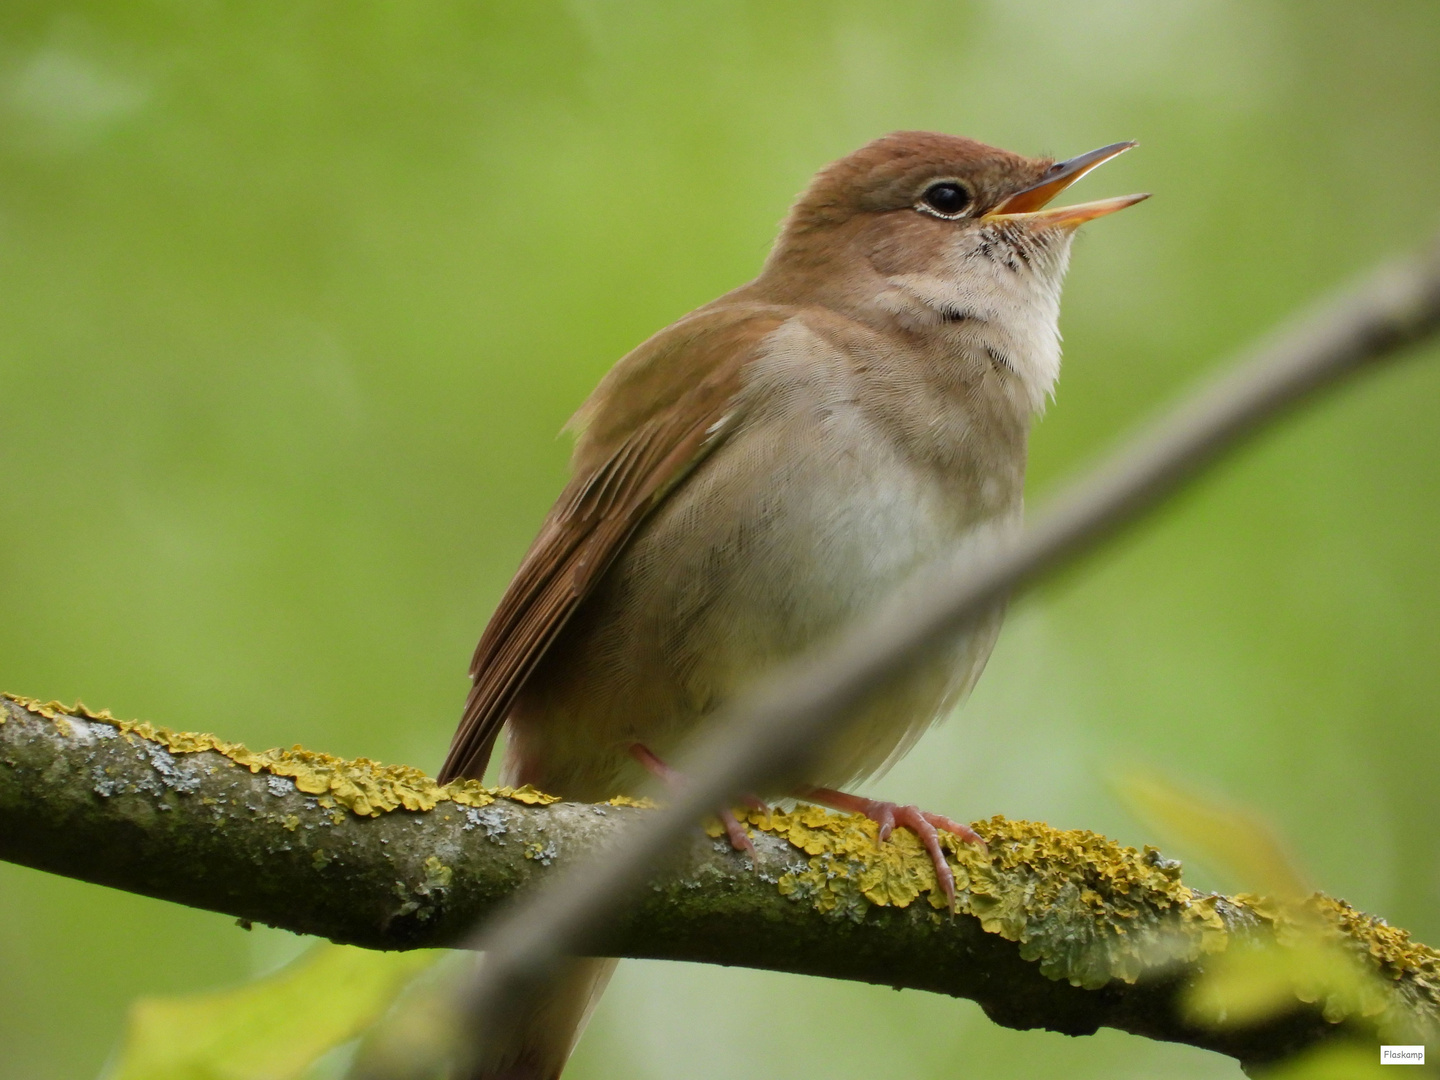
[[2, 694, 1436, 1073]]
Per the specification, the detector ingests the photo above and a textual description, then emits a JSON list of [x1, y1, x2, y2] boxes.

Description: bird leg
[[628, 744, 762, 856], [798, 787, 985, 910]]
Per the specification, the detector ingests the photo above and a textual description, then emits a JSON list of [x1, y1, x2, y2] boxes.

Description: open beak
[[983, 141, 1148, 228]]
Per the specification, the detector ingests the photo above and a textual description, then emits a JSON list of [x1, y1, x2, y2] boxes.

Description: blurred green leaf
[[105, 944, 440, 1080], [1182, 937, 1387, 1031], [1119, 773, 1398, 1040], [1113, 768, 1311, 899]]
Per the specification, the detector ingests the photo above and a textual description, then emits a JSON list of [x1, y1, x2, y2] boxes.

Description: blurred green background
[[2, 2, 1438, 1077]]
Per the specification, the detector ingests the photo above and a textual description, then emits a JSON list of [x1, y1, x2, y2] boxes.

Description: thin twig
[[426, 231, 1440, 1077]]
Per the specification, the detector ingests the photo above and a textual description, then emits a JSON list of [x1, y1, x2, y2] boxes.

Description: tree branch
[[4, 695, 1436, 1073]]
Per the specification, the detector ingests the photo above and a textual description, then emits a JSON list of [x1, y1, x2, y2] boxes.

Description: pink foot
[[630, 744, 763, 857], [800, 787, 985, 910], [716, 806, 757, 857]]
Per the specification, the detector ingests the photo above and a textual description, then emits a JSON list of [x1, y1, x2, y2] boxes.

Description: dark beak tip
[[1083, 139, 1138, 162]]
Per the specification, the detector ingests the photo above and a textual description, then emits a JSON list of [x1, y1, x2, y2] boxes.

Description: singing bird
[[439, 131, 1146, 1078]]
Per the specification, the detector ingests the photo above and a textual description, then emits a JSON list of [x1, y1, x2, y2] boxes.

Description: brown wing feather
[[438, 306, 788, 783]]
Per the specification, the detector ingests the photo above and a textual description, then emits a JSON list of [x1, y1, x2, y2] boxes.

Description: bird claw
[[630, 744, 764, 860], [800, 787, 985, 911], [719, 806, 758, 857]]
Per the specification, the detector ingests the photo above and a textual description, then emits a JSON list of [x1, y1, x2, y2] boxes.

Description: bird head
[[757, 131, 1147, 409]]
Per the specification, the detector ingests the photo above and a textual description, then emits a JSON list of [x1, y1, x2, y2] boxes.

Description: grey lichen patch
[[50, 715, 117, 747], [88, 739, 205, 801], [141, 741, 204, 795], [90, 765, 123, 799], [462, 806, 510, 842], [267, 775, 297, 798], [523, 840, 559, 866]]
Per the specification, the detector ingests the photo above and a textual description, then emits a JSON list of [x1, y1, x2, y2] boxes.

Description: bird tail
[[469, 956, 617, 1080]]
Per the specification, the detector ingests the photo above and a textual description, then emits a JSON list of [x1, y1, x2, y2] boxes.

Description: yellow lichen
[[1, 693, 559, 818], [421, 856, 453, 890], [1271, 894, 1440, 987], [740, 805, 1439, 1014], [607, 795, 658, 809], [496, 785, 562, 806], [719, 804, 960, 915], [1235, 892, 1440, 1023], [743, 806, 1221, 987]]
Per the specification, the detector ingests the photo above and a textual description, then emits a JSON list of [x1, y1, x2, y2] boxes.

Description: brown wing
[[437, 305, 788, 783]]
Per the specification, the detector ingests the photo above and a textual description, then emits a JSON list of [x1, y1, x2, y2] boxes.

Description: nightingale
[[439, 131, 1145, 1080]]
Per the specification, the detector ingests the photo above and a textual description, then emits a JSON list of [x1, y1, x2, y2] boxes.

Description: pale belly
[[503, 391, 1019, 802]]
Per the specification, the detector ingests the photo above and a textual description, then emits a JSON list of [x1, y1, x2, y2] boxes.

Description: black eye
[[921, 181, 971, 217]]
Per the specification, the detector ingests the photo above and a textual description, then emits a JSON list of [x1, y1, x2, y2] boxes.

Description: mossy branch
[[2, 695, 1436, 1073]]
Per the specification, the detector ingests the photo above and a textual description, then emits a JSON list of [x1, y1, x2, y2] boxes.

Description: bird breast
[[506, 314, 1029, 799]]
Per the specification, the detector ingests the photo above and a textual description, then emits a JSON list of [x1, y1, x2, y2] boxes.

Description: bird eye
[[920, 181, 971, 218]]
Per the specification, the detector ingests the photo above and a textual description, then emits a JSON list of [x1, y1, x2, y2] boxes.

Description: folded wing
[[438, 306, 788, 783]]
